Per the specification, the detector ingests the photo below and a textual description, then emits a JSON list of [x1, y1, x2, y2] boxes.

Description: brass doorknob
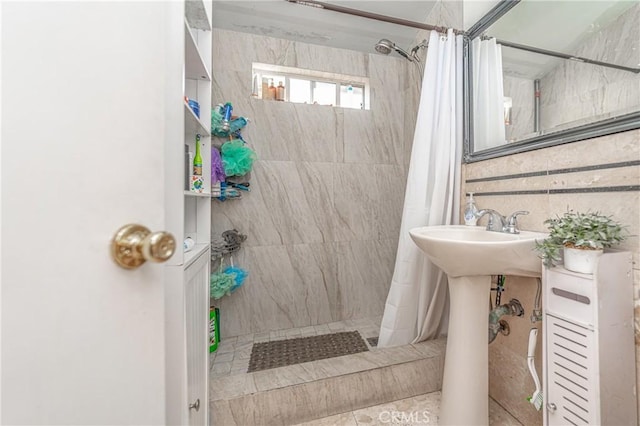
[[111, 224, 176, 269]]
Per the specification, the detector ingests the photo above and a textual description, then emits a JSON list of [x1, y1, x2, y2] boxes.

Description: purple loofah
[[211, 148, 226, 184]]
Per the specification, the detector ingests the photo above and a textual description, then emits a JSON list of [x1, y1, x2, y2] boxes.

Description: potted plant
[[535, 211, 627, 274]]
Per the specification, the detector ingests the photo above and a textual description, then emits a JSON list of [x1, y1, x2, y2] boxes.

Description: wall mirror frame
[[463, 0, 640, 163]]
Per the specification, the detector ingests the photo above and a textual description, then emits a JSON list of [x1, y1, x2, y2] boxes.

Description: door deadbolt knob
[[111, 224, 176, 269]]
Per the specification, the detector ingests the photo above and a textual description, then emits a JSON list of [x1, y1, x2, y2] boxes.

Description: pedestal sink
[[409, 225, 547, 426]]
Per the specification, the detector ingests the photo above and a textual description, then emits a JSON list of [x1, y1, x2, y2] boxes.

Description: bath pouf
[[224, 266, 248, 293], [211, 148, 226, 184], [210, 270, 236, 300], [221, 139, 257, 176]]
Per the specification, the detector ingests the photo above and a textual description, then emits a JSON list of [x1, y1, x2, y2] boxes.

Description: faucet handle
[[506, 210, 529, 233], [507, 210, 529, 223]]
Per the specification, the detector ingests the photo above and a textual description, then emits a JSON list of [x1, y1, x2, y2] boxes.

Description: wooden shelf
[[183, 243, 209, 268], [184, 101, 210, 136], [185, 21, 211, 81], [185, 0, 211, 31], [184, 190, 211, 197]]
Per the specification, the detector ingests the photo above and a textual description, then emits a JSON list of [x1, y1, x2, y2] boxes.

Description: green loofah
[[221, 139, 257, 176], [210, 270, 237, 300]]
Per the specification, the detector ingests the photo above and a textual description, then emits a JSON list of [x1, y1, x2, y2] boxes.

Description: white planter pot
[[563, 246, 603, 274]]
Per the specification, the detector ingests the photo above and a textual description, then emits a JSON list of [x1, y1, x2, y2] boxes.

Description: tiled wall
[[503, 75, 535, 142], [210, 29, 415, 337], [462, 130, 640, 425], [540, 4, 639, 131]]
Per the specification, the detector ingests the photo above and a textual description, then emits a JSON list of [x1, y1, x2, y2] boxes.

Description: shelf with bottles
[[185, 134, 210, 194], [258, 79, 286, 102], [184, 100, 210, 137]]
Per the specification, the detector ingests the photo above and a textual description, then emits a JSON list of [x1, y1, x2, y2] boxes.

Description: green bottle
[[193, 135, 202, 176]]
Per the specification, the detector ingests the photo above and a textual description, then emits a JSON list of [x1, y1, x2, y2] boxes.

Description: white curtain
[[472, 37, 506, 151], [378, 29, 463, 347]]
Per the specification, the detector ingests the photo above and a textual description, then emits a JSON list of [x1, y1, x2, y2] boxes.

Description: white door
[[2, 2, 183, 424]]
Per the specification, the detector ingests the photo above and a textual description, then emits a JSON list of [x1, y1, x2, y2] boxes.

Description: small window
[[252, 63, 370, 110], [340, 84, 364, 110], [289, 78, 311, 104], [313, 81, 336, 106]]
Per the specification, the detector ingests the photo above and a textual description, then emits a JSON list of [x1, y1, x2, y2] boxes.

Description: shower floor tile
[[293, 391, 523, 426], [210, 316, 382, 379]]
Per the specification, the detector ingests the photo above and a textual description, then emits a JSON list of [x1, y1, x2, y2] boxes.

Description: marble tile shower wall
[[211, 29, 413, 337], [503, 75, 535, 142], [539, 3, 639, 130], [462, 129, 640, 425]]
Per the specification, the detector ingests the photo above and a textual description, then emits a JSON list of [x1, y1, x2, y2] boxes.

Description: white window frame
[[252, 62, 370, 110]]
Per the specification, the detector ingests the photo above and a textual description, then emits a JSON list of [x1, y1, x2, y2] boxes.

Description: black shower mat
[[248, 330, 369, 372]]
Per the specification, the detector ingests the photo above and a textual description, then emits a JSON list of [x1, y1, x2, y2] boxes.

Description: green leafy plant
[[534, 211, 627, 267]]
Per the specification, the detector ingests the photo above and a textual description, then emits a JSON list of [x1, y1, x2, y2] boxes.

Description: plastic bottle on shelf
[[183, 237, 195, 252], [276, 81, 285, 101], [193, 135, 202, 176], [221, 102, 233, 132], [190, 136, 204, 193]]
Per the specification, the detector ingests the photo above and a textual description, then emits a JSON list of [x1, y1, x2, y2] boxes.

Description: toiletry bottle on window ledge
[[267, 79, 276, 101], [276, 81, 285, 101]]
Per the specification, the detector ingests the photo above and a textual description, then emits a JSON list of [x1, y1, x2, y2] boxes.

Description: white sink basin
[[410, 225, 547, 277], [409, 225, 546, 425]]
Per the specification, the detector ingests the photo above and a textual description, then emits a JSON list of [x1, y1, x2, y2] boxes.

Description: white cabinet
[[185, 250, 211, 426], [166, 1, 212, 425], [542, 252, 636, 426]]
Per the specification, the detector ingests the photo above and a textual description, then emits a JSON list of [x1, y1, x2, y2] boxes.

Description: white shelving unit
[[165, 2, 212, 425], [542, 252, 637, 426], [184, 101, 210, 136], [184, 190, 211, 198]]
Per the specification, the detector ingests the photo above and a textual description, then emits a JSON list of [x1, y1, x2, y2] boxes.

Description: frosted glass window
[[313, 82, 336, 106], [340, 84, 364, 109], [289, 78, 311, 104], [252, 63, 370, 110]]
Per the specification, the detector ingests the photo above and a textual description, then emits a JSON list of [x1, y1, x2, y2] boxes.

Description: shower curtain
[[472, 37, 506, 150], [378, 29, 463, 347]]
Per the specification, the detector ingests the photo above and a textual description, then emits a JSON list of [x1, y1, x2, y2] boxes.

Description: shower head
[[374, 38, 418, 63], [374, 38, 394, 55]]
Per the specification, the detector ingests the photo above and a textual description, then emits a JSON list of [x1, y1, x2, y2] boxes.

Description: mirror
[[464, 0, 640, 162]]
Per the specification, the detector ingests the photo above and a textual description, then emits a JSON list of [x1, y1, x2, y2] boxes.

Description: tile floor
[[293, 392, 523, 426], [210, 316, 382, 379]]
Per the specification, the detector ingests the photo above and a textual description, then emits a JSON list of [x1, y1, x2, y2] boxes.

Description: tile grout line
[[465, 160, 640, 184]]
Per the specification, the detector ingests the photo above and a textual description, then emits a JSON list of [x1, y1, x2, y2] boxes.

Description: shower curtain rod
[[494, 38, 640, 74], [286, 0, 640, 74], [284, 0, 465, 35]]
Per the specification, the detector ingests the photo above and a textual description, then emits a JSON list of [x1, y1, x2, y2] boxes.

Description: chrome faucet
[[475, 209, 529, 234], [475, 209, 507, 232]]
